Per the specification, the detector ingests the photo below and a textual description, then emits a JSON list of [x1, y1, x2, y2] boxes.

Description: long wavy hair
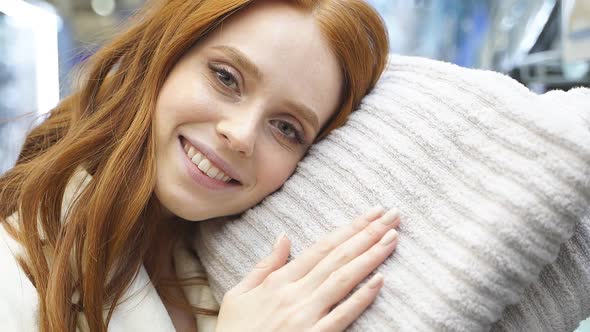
[[0, 0, 389, 331]]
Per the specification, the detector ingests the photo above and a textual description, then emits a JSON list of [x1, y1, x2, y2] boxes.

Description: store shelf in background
[[563, 0, 590, 62], [0, 1, 62, 174], [367, 0, 556, 71], [513, 49, 589, 92]]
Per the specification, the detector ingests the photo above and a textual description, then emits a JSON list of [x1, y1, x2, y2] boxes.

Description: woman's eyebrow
[[282, 99, 320, 133], [211, 45, 263, 81], [210, 45, 320, 133]]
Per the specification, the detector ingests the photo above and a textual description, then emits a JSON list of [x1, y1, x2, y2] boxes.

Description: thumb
[[231, 233, 290, 295]]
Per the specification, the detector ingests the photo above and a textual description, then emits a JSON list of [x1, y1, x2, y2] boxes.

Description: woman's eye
[[217, 69, 237, 89], [278, 122, 295, 136], [209, 64, 240, 92], [271, 120, 306, 145]]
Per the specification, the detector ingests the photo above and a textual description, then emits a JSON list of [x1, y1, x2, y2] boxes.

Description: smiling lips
[[183, 142, 235, 183]]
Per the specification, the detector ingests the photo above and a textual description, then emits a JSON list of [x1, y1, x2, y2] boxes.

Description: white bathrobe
[[0, 167, 219, 331]]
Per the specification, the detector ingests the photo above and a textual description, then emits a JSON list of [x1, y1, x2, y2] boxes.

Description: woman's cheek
[[173, 79, 219, 123], [262, 156, 299, 192]]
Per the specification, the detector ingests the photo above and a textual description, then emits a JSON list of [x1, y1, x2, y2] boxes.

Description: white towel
[[193, 55, 590, 332]]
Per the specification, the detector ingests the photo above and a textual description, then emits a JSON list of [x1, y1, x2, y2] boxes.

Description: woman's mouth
[[179, 136, 242, 190]]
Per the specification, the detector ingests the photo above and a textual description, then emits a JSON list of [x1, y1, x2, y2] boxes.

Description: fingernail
[[366, 205, 384, 221], [273, 232, 285, 249], [380, 229, 398, 245], [379, 208, 400, 225], [370, 205, 384, 214], [367, 272, 384, 289]]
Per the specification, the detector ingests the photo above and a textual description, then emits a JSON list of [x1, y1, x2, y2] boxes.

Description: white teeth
[[207, 166, 220, 178], [212, 168, 229, 181], [192, 152, 203, 164], [187, 147, 197, 159], [184, 141, 234, 182], [197, 159, 211, 173]]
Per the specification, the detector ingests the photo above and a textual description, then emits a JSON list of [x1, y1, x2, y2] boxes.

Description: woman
[[0, 0, 396, 331]]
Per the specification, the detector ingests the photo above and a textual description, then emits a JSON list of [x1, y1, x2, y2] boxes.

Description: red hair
[[0, 0, 389, 331]]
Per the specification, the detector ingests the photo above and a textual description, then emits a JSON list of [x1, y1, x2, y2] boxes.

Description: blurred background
[[0, 0, 589, 329]]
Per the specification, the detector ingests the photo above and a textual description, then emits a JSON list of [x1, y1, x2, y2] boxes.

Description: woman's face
[[153, 1, 342, 222]]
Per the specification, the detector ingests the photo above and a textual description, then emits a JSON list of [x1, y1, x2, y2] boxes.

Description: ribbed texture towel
[[193, 55, 590, 331], [490, 213, 590, 332]]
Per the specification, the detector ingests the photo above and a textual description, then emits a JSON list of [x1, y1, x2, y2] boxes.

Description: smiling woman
[[153, 1, 344, 223], [0, 0, 389, 331]]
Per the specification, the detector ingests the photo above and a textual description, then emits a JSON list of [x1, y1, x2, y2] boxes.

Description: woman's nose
[[216, 117, 257, 158]]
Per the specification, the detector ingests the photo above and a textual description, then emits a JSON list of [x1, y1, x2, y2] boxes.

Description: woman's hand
[[215, 206, 400, 332]]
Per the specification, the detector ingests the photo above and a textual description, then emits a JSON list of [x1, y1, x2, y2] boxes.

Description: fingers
[[230, 233, 291, 295], [271, 205, 386, 282], [311, 273, 385, 332], [308, 228, 398, 311], [296, 208, 400, 292]]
